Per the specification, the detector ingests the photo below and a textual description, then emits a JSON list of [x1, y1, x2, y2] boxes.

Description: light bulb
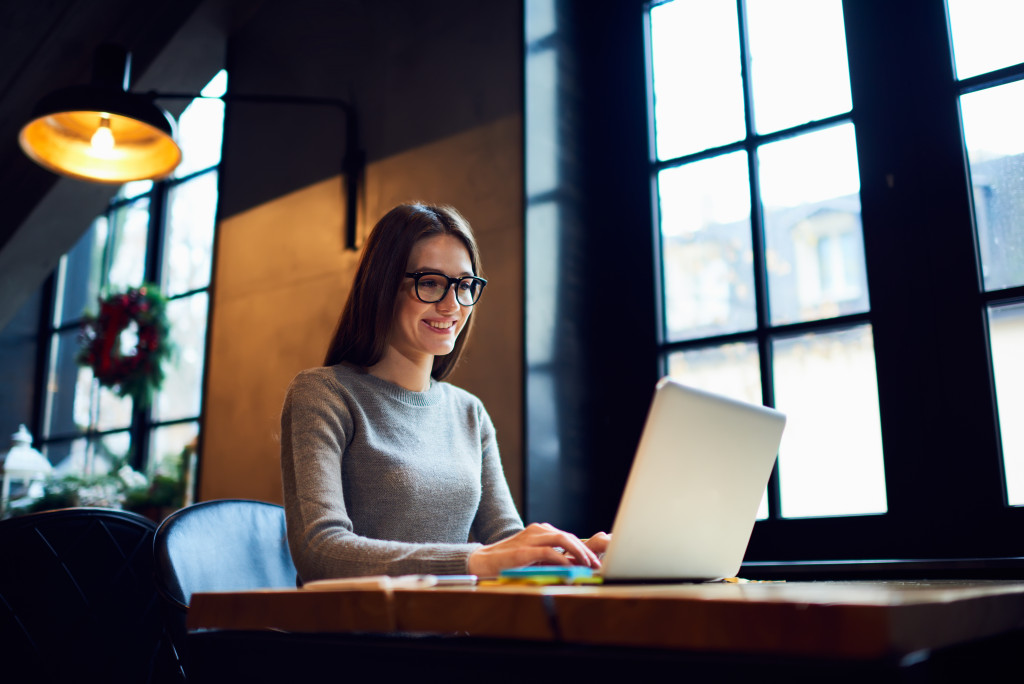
[[91, 114, 114, 153]]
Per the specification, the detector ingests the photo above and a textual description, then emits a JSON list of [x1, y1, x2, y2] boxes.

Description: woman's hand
[[467, 523, 604, 577], [583, 531, 611, 558]]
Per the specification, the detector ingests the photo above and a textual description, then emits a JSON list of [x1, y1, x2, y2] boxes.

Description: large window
[[520, 0, 1024, 561], [33, 71, 226, 502], [649, 0, 884, 520], [639, 0, 1024, 558]]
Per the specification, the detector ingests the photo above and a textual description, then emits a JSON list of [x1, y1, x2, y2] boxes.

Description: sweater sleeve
[[471, 402, 526, 544], [280, 371, 481, 581]]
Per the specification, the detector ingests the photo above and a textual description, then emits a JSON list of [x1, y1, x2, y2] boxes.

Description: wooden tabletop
[[187, 579, 1024, 660]]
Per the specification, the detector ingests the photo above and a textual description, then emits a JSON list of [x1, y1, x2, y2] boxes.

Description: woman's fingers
[[523, 523, 600, 568], [468, 523, 606, 576], [584, 531, 611, 555]]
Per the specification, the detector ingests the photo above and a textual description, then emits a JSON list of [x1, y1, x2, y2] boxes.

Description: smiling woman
[[383, 234, 479, 384], [280, 203, 609, 581]]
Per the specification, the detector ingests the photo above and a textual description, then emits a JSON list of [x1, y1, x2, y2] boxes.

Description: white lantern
[[0, 424, 52, 515]]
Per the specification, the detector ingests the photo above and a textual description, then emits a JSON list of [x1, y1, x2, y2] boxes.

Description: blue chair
[[152, 499, 297, 673]]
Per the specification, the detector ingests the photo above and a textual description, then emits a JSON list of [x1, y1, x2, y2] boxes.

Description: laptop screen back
[[601, 378, 786, 582]]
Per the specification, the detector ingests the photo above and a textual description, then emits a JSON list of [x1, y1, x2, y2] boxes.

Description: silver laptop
[[600, 377, 786, 582]]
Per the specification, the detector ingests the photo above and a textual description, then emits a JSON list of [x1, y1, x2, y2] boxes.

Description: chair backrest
[[153, 499, 297, 608], [0, 507, 168, 682]]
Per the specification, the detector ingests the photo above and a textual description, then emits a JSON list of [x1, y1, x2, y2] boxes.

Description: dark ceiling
[[0, 0, 213, 250], [0, 1, 271, 332]]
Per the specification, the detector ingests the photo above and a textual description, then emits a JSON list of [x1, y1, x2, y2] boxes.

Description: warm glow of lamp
[[18, 45, 363, 249], [90, 114, 115, 152], [18, 46, 182, 184]]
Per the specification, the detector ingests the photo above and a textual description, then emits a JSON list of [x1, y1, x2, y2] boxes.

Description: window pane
[[650, 0, 746, 159], [666, 341, 769, 520], [43, 438, 87, 473], [526, 48, 558, 196], [960, 80, 1024, 292], [44, 329, 133, 439], [948, 0, 1024, 80], [526, 202, 560, 365], [106, 198, 150, 291], [164, 173, 218, 296], [95, 383, 133, 431], [659, 152, 755, 341], [990, 302, 1024, 505], [117, 180, 153, 200], [44, 330, 89, 438], [58, 217, 105, 326], [773, 325, 886, 518], [95, 431, 132, 474], [526, 0, 556, 42], [759, 123, 868, 325], [154, 293, 208, 422], [43, 432, 130, 479], [43, 433, 132, 509], [149, 422, 198, 484], [746, 0, 852, 134], [174, 90, 226, 178], [666, 341, 762, 406]]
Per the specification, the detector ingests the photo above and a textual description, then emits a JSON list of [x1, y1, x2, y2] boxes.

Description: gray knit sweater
[[280, 363, 524, 581]]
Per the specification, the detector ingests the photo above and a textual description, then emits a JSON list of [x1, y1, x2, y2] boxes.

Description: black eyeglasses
[[405, 272, 487, 306]]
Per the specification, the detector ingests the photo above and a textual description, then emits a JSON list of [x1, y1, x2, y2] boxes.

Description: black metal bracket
[[151, 91, 363, 251]]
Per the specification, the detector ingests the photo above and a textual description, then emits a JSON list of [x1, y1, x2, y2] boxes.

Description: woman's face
[[389, 233, 475, 367]]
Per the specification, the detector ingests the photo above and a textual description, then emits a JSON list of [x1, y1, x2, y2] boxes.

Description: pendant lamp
[[18, 45, 182, 184]]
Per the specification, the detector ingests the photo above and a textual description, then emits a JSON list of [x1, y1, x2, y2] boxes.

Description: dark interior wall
[[524, 0, 657, 533], [217, 0, 522, 219], [0, 290, 43, 443], [200, 0, 525, 505]]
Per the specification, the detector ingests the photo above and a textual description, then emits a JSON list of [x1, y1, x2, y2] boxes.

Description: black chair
[[0, 507, 173, 682], [153, 499, 298, 673]]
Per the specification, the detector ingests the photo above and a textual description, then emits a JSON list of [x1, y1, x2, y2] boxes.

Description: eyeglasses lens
[[455, 279, 482, 305], [414, 275, 483, 305]]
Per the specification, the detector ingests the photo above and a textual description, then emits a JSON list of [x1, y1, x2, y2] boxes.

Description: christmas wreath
[[77, 285, 172, 406]]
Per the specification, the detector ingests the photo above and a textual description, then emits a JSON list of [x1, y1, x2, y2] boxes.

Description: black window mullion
[[126, 181, 170, 472], [644, 3, 668, 363], [957, 62, 1024, 95], [791, 0, 1010, 558], [736, 0, 783, 519], [145, 181, 169, 296], [166, 164, 217, 187], [33, 272, 58, 444], [982, 285, 1024, 306], [652, 112, 852, 175]]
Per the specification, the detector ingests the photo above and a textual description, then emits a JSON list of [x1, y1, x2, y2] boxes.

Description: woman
[[280, 203, 608, 581]]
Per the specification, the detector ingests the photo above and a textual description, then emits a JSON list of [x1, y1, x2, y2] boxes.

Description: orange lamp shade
[[19, 85, 182, 184]]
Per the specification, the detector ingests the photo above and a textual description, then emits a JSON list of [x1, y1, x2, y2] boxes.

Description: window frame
[[522, 0, 1024, 563], [647, 1, 875, 523], [31, 147, 220, 486]]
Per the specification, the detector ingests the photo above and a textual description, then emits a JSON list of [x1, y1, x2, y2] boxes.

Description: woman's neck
[[368, 346, 433, 392]]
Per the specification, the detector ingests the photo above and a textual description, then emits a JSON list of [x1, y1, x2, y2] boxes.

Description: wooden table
[[188, 579, 1024, 660]]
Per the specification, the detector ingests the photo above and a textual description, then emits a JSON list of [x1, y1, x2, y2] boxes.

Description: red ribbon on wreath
[[78, 285, 172, 406]]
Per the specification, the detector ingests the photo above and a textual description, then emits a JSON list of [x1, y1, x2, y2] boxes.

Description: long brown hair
[[323, 203, 483, 380]]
